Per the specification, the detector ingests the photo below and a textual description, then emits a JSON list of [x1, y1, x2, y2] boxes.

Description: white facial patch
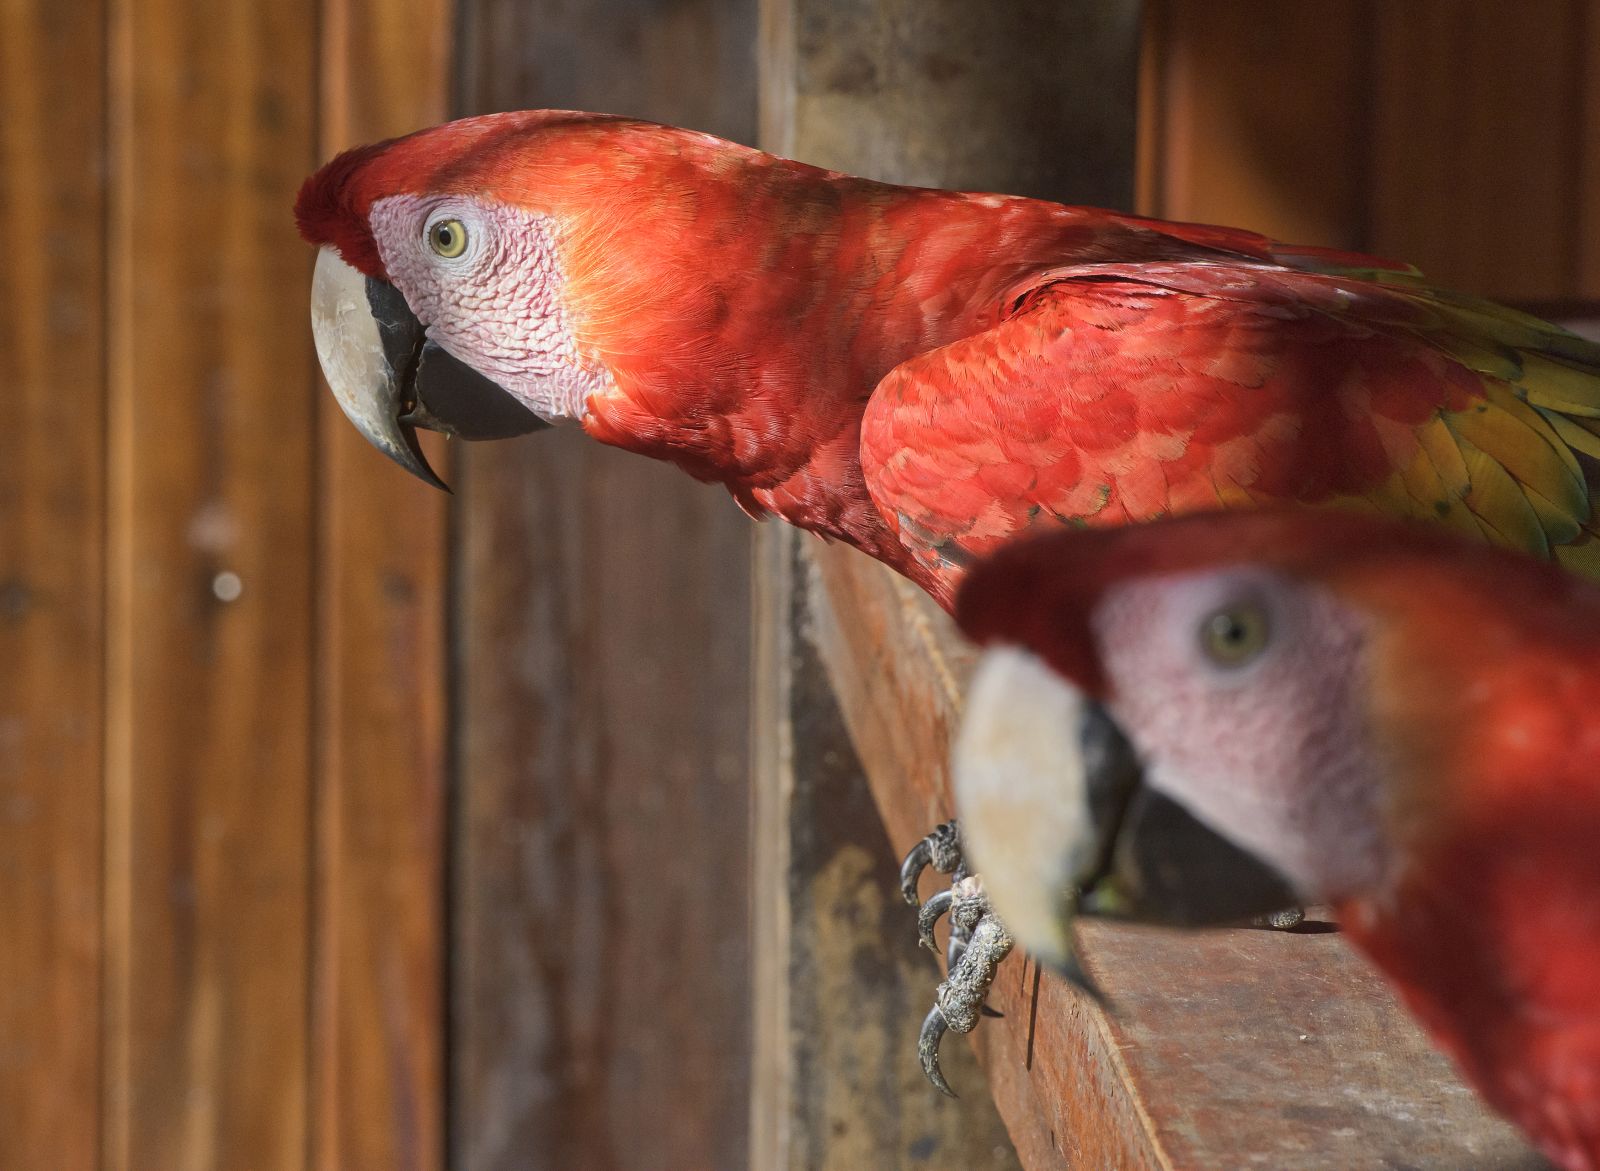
[[1093, 569, 1388, 901], [369, 194, 613, 423], [953, 646, 1094, 965]]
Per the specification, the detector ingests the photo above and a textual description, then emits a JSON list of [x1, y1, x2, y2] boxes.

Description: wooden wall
[[3, 0, 450, 1166], [1141, 0, 1600, 306]]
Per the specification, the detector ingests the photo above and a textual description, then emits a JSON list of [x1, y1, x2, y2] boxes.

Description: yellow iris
[[1199, 603, 1270, 667], [428, 218, 468, 258]]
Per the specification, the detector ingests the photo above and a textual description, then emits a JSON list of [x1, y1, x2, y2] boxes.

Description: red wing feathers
[[861, 262, 1600, 595]]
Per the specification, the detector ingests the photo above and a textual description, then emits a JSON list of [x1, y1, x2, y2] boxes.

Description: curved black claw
[[899, 820, 962, 907], [916, 886, 1015, 1096], [917, 890, 954, 952], [918, 1006, 955, 1097]]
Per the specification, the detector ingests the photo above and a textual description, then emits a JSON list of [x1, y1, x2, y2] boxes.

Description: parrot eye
[[1198, 603, 1270, 667], [427, 218, 468, 259]]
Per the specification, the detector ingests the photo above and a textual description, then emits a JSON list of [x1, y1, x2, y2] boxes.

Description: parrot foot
[[1254, 907, 1306, 930], [899, 819, 964, 907], [918, 885, 1004, 1017], [917, 876, 1013, 1097]]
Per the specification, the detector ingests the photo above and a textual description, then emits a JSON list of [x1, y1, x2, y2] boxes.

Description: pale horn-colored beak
[[309, 247, 549, 490], [310, 247, 447, 488], [952, 646, 1135, 973]]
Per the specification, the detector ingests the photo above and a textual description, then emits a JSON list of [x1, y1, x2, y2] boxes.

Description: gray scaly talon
[[899, 820, 963, 907], [941, 902, 1004, 1018], [916, 877, 1014, 1095]]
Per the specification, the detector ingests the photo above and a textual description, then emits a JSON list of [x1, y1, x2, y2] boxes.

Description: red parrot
[[951, 509, 1600, 1170], [296, 110, 1600, 610], [296, 109, 1600, 1093]]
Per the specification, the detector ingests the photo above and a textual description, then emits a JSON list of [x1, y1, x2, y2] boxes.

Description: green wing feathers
[[1381, 281, 1600, 577]]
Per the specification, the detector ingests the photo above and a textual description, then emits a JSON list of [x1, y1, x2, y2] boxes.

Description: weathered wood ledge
[[803, 540, 1547, 1171]]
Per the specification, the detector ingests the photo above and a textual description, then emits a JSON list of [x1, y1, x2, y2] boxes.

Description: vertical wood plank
[[768, 0, 1140, 202], [1139, 0, 1371, 247], [452, 4, 757, 1168], [1576, 0, 1600, 298], [1370, 0, 1581, 299], [313, 0, 451, 1166], [105, 0, 317, 1164], [0, 2, 106, 1168]]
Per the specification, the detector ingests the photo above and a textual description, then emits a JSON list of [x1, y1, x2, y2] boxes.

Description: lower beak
[[954, 648, 1298, 982], [1086, 776, 1300, 928], [309, 247, 550, 490]]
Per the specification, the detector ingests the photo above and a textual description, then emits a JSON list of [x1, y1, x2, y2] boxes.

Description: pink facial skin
[[370, 194, 613, 423], [1091, 566, 1392, 903]]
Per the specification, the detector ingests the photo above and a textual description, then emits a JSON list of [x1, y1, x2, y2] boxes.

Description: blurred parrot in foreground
[[296, 109, 1600, 1086], [952, 509, 1600, 1170]]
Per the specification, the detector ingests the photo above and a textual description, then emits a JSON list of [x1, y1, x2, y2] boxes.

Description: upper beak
[[953, 647, 1299, 981], [309, 247, 550, 490]]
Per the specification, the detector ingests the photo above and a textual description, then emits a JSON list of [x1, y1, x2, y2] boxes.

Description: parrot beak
[[953, 647, 1299, 982], [309, 247, 550, 490]]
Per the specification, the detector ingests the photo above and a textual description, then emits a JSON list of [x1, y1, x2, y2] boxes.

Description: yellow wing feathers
[[1384, 288, 1600, 571]]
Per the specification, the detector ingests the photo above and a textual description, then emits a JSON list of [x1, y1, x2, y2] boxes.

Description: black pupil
[[436, 224, 454, 248], [1214, 613, 1249, 646]]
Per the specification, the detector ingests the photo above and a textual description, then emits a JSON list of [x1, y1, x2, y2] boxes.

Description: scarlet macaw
[[296, 110, 1600, 1088], [951, 509, 1600, 1171]]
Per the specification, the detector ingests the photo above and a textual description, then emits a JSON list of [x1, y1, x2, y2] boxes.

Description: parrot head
[[950, 507, 1600, 963], [295, 111, 624, 487], [298, 109, 758, 488], [951, 508, 1600, 1167]]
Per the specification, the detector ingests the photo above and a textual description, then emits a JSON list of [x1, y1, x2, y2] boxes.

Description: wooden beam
[[807, 545, 1546, 1169], [312, 0, 453, 1166], [754, 1, 1144, 1165], [0, 4, 106, 1168], [751, 528, 1021, 1171]]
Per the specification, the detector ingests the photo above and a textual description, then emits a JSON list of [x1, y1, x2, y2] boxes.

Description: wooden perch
[[804, 540, 1548, 1171]]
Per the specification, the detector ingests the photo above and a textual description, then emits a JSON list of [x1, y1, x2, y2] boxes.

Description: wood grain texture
[[807, 545, 1548, 1171], [1370, 0, 1582, 300], [453, 432, 755, 1171], [1579, 0, 1600, 299], [1140, 0, 1372, 247], [0, 3, 106, 1168], [1147, 0, 1598, 306], [105, 0, 317, 1164], [312, 0, 452, 1167], [452, 6, 757, 1165], [766, 0, 1141, 203], [751, 528, 1022, 1171]]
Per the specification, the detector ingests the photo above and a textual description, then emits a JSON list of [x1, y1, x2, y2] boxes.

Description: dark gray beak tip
[[392, 427, 451, 493]]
